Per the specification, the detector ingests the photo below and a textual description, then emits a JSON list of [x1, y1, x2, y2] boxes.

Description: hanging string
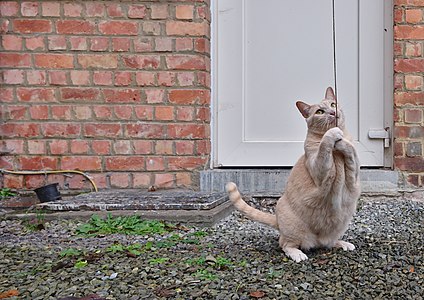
[[331, 0, 338, 127]]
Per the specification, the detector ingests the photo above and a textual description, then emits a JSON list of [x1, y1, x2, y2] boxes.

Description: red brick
[[395, 0, 424, 6], [78, 54, 118, 69], [64, 3, 83, 17], [25, 36, 45, 51], [27, 70, 47, 85], [133, 140, 152, 154], [394, 126, 424, 139], [27, 140, 46, 155], [146, 157, 165, 171], [176, 172, 192, 187], [113, 140, 132, 155], [62, 156, 102, 171], [177, 72, 195, 86], [2, 35, 22, 50], [406, 174, 419, 186], [1, 140, 25, 154], [29, 105, 49, 120], [21, 2, 39, 16], [7, 105, 27, 120], [136, 72, 156, 86], [197, 5, 210, 21], [60, 88, 99, 101], [51, 105, 72, 120], [48, 35, 67, 50], [92, 140, 111, 155], [115, 71, 132, 86], [69, 37, 87, 51], [42, 123, 81, 138], [134, 37, 153, 52], [0, 156, 14, 169], [196, 107, 210, 122], [195, 38, 209, 53], [133, 173, 151, 188], [49, 71, 68, 85], [168, 124, 207, 139], [34, 54, 73, 69], [394, 92, 424, 106], [0, 19, 9, 34], [56, 20, 94, 34], [168, 156, 207, 171], [128, 5, 146, 19], [405, 75, 423, 90], [66, 173, 89, 190], [168, 89, 208, 104], [103, 89, 141, 103], [134, 105, 154, 120], [166, 21, 208, 36], [41, 2, 60, 17], [154, 173, 174, 188], [3, 175, 24, 189], [84, 123, 122, 138], [74, 106, 92, 120], [150, 4, 168, 19], [0, 2, 19, 16], [3, 69, 24, 84], [110, 173, 130, 188], [155, 37, 173, 52], [155, 106, 174, 121], [175, 141, 195, 155], [394, 141, 404, 157], [157, 72, 176, 86], [0, 88, 14, 102], [112, 38, 130, 52], [49, 140, 69, 155], [13, 19, 52, 33], [17, 88, 55, 102], [142, 22, 161, 35], [122, 55, 160, 69], [394, 25, 424, 40], [93, 106, 113, 119], [395, 58, 424, 73], [404, 109, 423, 123], [405, 9, 423, 23], [94, 71, 113, 86], [70, 140, 89, 154], [405, 42, 422, 57], [106, 3, 124, 17], [196, 140, 211, 155], [176, 107, 194, 121], [99, 21, 138, 35], [125, 123, 165, 139], [85, 3, 105, 17], [105, 156, 145, 171], [155, 140, 173, 155], [395, 157, 424, 172], [90, 37, 110, 51], [176, 38, 193, 51], [145, 89, 165, 103], [166, 55, 207, 70], [0, 53, 31, 67], [70, 70, 90, 85], [20, 156, 58, 170], [114, 106, 133, 119], [176, 5, 194, 20]]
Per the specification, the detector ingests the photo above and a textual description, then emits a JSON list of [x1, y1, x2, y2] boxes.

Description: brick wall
[[394, 0, 424, 187], [0, 1, 211, 191]]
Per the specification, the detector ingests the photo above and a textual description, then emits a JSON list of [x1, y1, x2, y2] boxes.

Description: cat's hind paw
[[284, 247, 309, 262], [335, 240, 355, 251]]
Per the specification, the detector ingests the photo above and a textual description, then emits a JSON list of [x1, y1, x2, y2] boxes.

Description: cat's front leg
[[334, 240, 355, 251], [334, 138, 360, 189]]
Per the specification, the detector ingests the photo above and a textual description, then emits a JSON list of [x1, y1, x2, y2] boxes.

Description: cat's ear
[[325, 87, 336, 100], [296, 101, 311, 118]]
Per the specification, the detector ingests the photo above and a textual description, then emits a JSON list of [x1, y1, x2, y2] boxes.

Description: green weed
[[193, 269, 217, 281], [0, 188, 16, 199], [59, 248, 82, 257], [148, 257, 169, 265]]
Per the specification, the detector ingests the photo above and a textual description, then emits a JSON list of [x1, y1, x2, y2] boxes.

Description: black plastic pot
[[34, 183, 62, 203]]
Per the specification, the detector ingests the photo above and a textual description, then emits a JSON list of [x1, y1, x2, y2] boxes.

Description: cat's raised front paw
[[325, 127, 343, 144], [335, 240, 355, 251]]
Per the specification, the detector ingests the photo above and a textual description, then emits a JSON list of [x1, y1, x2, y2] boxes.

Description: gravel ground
[[0, 197, 423, 300]]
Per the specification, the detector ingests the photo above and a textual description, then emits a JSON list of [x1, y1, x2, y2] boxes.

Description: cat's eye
[[330, 103, 336, 108], [315, 109, 324, 115]]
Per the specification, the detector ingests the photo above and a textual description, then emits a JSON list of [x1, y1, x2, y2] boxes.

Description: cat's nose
[[330, 111, 336, 116]]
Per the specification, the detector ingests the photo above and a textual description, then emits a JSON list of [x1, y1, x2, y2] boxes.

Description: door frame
[[210, 0, 393, 168]]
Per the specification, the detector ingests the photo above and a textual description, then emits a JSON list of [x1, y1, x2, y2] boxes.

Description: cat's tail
[[226, 182, 278, 229]]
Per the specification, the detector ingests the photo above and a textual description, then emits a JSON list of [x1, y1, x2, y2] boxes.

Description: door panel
[[214, 0, 386, 166]]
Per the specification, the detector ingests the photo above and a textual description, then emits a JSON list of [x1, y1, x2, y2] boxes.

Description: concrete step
[[200, 169, 399, 194]]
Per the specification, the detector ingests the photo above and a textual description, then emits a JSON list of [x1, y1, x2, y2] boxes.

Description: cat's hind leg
[[334, 240, 355, 251]]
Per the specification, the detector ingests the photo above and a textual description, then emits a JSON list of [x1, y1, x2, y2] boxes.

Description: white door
[[213, 0, 390, 167]]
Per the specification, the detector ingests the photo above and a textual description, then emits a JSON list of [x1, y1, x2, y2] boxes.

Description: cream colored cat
[[226, 87, 361, 262]]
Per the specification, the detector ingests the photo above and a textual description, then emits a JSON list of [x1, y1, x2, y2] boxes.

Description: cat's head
[[295, 87, 345, 134]]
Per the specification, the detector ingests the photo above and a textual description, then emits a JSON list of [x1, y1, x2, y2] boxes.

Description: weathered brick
[[114, 72, 132, 86], [51, 105, 72, 120], [3, 69, 24, 84], [133, 140, 152, 154], [150, 4, 168, 19], [168, 89, 208, 104], [404, 109, 423, 123], [1, 140, 25, 154], [7, 105, 27, 120], [60, 88, 99, 101], [78, 54, 118, 69], [103, 89, 141, 103], [405, 75, 423, 90], [155, 140, 173, 155], [142, 22, 161, 35], [74, 106, 92, 120], [69, 37, 87, 51], [105, 157, 145, 171], [113, 140, 132, 155], [21, 2, 39, 16], [49, 71, 68, 85], [406, 142, 422, 157], [168, 156, 207, 171], [85, 3, 105, 17], [176, 5, 194, 20], [155, 106, 174, 121], [93, 106, 113, 119], [175, 140, 195, 155], [154, 173, 174, 188], [17, 88, 55, 102], [134, 37, 153, 52], [405, 42, 422, 57], [395, 92, 424, 106], [195, 38, 209, 53], [145, 89, 165, 103], [27, 70, 47, 85], [93, 71, 113, 86], [157, 72, 176, 86], [196, 107, 210, 122], [90, 37, 110, 51], [0, 88, 14, 102], [134, 105, 154, 120], [405, 9, 422, 23], [41, 2, 60, 17], [84, 123, 122, 138], [70, 70, 90, 86], [1, 2, 19, 16], [136, 72, 156, 86], [62, 156, 102, 171], [166, 55, 207, 70], [2, 35, 22, 50], [128, 5, 146, 19], [112, 38, 130, 52], [196, 140, 211, 155], [395, 58, 424, 72], [99, 21, 138, 35], [166, 21, 208, 36], [92, 140, 111, 155], [168, 124, 207, 139], [3, 174, 24, 189], [125, 123, 165, 139], [49, 140, 69, 155], [70, 140, 90, 154], [28, 140, 46, 155], [122, 55, 160, 69], [146, 157, 165, 171], [42, 123, 81, 138], [0, 53, 31, 67], [176, 172, 192, 187], [395, 157, 424, 172], [20, 156, 58, 170], [34, 54, 74, 69], [13, 19, 52, 33], [48, 35, 67, 50], [155, 37, 173, 52], [26, 36, 45, 51], [110, 173, 130, 188], [395, 25, 424, 40], [29, 105, 49, 120], [114, 106, 133, 119], [176, 106, 194, 121], [64, 3, 83, 17], [175, 38, 193, 51], [106, 3, 124, 18], [133, 173, 151, 188], [177, 72, 195, 86], [395, 125, 424, 139]]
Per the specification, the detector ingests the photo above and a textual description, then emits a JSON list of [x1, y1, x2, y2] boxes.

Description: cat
[[226, 87, 361, 262]]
